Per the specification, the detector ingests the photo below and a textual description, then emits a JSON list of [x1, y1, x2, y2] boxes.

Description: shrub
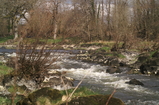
[[12, 38, 58, 86]]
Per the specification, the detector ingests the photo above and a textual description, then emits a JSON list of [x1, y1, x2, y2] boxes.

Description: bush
[[13, 39, 57, 86]]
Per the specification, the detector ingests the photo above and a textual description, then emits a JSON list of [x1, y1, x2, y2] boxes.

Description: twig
[[61, 69, 91, 105], [67, 70, 91, 102], [105, 84, 118, 105], [61, 76, 69, 105]]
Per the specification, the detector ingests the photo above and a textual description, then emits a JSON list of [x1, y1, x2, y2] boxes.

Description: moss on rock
[[17, 87, 125, 105], [17, 87, 62, 105], [61, 95, 125, 105]]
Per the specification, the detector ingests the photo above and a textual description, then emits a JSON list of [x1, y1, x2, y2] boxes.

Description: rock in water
[[126, 79, 144, 86]]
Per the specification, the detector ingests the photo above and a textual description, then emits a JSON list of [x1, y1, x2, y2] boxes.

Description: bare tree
[[0, 0, 37, 40], [133, 0, 159, 41], [110, 0, 130, 50]]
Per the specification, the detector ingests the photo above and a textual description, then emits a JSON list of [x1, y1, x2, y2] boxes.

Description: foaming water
[[1, 49, 159, 104], [51, 54, 159, 105]]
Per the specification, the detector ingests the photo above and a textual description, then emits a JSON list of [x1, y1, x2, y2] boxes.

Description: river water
[[52, 53, 159, 105], [1, 48, 159, 105]]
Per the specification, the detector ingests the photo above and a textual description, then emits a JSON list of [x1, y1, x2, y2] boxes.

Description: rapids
[[0, 48, 159, 105], [53, 54, 159, 105]]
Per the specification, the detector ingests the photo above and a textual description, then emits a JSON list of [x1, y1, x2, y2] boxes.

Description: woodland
[[0, 0, 159, 51]]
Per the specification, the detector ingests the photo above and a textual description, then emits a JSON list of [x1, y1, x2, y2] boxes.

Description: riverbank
[[1, 42, 159, 76], [0, 39, 159, 104], [0, 48, 127, 105], [0, 46, 159, 104]]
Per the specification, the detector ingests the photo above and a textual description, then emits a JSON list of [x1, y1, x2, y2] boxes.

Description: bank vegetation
[[0, 0, 159, 51]]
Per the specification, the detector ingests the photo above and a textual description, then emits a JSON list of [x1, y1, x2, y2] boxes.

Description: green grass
[[0, 35, 14, 43], [117, 54, 126, 58], [60, 87, 99, 97], [95, 47, 111, 53], [24, 38, 63, 44], [0, 96, 11, 104], [100, 47, 111, 52], [47, 38, 63, 44], [0, 95, 22, 105], [0, 63, 13, 76]]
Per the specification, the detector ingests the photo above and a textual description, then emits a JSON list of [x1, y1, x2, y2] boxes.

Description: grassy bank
[[0, 35, 14, 44], [0, 63, 13, 76]]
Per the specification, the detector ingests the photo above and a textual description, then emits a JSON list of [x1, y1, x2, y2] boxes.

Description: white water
[[1, 49, 159, 105], [50, 54, 159, 105]]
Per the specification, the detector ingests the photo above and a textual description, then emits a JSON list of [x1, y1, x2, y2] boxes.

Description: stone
[[125, 79, 144, 86], [136, 54, 149, 63], [105, 57, 119, 66], [42, 70, 74, 90], [106, 66, 120, 74], [16, 87, 62, 105], [60, 95, 125, 105], [119, 61, 127, 67], [126, 68, 141, 74], [139, 64, 150, 74], [139, 60, 159, 75]]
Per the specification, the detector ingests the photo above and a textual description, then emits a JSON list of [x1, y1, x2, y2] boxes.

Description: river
[[1, 48, 159, 105], [52, 53, 159, 105]]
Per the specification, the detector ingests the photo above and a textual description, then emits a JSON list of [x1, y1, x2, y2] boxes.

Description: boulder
[[125, 79, 144, 86], [60, 95, 125, 105], [131, 52, 159, 75], [126, 68, 141, 74], [139, 64, 150, 74], [155, 69, 159, 76], [136, 54, 149, 63], [16, 87, 62, 105], [130, 54, 149, 71], [119, 61, 127, 67], [101, 57, 119, 66], [139, 58, 159, 75], [106, 66, 120, 74]]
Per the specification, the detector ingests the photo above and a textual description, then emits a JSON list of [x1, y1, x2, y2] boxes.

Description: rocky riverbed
[[0, 47, 126, 105], [0, 45, 159, 104], [74, 45, 159, 76]]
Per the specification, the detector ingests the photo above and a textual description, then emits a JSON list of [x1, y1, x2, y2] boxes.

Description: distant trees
[[111, 0, 129, 49], [0, 0, 37, 39], [1, 0, 159, 48], [133, 0, 159, 41]]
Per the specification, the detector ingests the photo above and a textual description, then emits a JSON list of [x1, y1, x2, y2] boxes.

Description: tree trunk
[[54, 21, 58, 39], [14, 22, 18, 40]]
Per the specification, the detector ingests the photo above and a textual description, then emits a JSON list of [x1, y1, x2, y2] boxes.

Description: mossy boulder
[[61, 95, 125, 105], [16, 87, 62, 105]]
